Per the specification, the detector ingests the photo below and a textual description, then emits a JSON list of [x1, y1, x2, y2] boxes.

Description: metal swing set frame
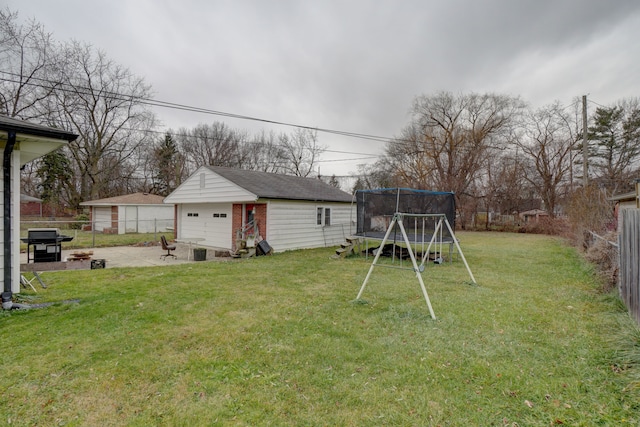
[[355, 212, 476, 320]]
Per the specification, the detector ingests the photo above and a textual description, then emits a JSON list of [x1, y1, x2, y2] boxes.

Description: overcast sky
[[6, 0, 640, 177]]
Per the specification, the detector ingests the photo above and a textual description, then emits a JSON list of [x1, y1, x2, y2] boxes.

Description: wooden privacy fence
[[619, 209, 640, 325]]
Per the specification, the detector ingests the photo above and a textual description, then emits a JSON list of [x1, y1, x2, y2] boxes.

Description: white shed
[[80, 193, 174, 234], [1, 116, 77, 301], [163, 166, 355, 253]]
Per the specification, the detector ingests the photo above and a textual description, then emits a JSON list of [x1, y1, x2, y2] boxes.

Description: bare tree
[[181, 122, 246, 169], [384, 123, 435, 188], [351, 161, 397, 192], [387, 91, 524, 226], [277, 128, 325, 177], [0, 8, 59, 120], [175, 124, 324, 177], [515, 102, 576, 217], [476, 148, 533, 228], [492, 151, 532, 216], [47, 40, 156, 205], [240, 130, 287, 173]]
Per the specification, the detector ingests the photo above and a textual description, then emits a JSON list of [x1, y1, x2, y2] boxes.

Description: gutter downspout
[[2, 130, 16, 309]]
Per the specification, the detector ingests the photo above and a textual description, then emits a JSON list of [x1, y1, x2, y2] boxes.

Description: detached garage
[[164, 166, 355, 253], [80, 192, 174, 234]]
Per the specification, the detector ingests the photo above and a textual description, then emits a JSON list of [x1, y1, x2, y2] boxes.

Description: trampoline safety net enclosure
[[355, 187, 456, 242]]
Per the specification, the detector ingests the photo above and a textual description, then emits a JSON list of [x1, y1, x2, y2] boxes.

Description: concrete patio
[[20, 243, 230, 270]]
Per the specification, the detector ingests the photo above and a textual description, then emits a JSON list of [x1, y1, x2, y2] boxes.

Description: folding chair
[[20, 272, 47, 292]]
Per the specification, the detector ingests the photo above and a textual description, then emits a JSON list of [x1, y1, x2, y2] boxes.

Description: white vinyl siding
[[127, 205, 173, 233], [124, 206, 137, 233], [139, 205, 174, 232], [164, 166, 256, 204], [266, 200, 353, 252], [178, 203, 232, 249], [87, 205, 173, 234]]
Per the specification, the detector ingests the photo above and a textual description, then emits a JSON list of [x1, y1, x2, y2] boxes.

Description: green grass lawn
[[2, 232, 639, 426]]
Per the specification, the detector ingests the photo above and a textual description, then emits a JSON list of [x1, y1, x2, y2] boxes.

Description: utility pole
[[582, 95, 588, 186]]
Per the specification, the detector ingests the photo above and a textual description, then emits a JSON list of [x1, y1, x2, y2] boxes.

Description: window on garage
[[316, 207, 331, 226]]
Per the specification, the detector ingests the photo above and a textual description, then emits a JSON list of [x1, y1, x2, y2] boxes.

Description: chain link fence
[[20, 218, 175, 249]]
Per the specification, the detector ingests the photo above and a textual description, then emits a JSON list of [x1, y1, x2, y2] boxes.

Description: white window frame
[[316, 206, 331, 226]]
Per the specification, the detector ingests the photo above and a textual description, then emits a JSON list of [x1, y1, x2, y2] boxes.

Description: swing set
[[353, 188, 476, 320]]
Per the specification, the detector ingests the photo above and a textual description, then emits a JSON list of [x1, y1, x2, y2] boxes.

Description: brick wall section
[[232, 204, 243, 250], [255, 204, 267, 239], [20, 202, 41, 216], [20, 202, 73, 217], [111, 206, 118, 229], [173, 205, 178, 238], [231, 203, 268, 250]]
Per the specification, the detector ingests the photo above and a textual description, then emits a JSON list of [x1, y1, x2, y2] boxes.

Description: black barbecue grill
[[21, 228, 74, 263]]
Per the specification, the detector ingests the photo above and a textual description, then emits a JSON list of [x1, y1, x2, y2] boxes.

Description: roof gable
[[207, 166, 353, 203], [609, 191, 636, 202]]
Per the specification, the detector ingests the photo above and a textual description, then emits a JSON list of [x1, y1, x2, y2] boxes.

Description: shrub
[[70, 213, 89, 230], [518, 216, 570, 236], [583, 231, 619, 293], [565, 184, 615, 248]]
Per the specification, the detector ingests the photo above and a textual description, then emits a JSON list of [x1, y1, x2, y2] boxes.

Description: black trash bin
[[193, 248, 207, 261]]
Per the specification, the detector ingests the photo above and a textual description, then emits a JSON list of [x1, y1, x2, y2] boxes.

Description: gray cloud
[[6, 0, 640, 175]]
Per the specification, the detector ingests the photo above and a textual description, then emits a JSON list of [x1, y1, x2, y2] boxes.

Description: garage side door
[[94, 207, 111, 232], [125, 206, 137, 233], [180, 203, 232, 249]]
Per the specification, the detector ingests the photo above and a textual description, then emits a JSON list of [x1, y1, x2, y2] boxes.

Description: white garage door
[[180, 203, 232, 249]]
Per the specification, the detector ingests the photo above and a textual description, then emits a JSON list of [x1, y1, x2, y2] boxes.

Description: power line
[[118, 124, 382, 158], [1, 71, 389, 168], [587, 98, 608, 108], [0, 71, 395, 145], [142, 97, 394, 143], [316, 156, 378, 163]]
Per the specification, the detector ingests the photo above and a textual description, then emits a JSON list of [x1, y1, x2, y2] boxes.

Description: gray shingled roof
[[208, 166, 353, 203], [20, 194, 42, 202]]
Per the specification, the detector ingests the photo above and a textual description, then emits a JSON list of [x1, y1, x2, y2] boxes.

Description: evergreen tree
[[588, 101, 640, 195], [36, 150, 73, 215], [151, 132, 183, 196], [328, 174, 340, 188]]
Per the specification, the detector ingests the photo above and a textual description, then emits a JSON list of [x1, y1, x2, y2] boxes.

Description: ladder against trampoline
[[334, 236, 363, 258]]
